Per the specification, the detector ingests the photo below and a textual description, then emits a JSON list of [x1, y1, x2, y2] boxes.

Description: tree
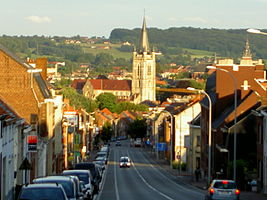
[[96, 93, 117, 112], [127, 118, 147, 139], [101, 122, 113, 142], [62, 87, 97, 112], [114, 102, 149, 114]]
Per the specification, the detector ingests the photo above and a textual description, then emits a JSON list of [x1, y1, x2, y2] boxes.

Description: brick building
[[200, 40, 267, 188], [0, 44, 57, 181]]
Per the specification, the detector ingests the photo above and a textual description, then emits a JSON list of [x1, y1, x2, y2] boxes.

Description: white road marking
[[137, 150, 204, 196], [128, 150, 175, 200], [114, 150, 120, 200]]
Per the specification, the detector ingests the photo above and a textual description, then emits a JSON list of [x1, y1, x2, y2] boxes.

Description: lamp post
[[187, 87, 212, 184], [207, 66, 238, 181], [247, 28, 267, 35], [162, 110, 173, 169]]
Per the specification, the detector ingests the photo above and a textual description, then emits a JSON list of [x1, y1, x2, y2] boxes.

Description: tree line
[[110, 27, 267, 59]]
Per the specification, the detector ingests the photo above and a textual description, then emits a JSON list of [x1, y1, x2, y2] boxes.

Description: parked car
[[96, 151, 108, 159], [95, 156, 107, 165], [62, 170, 94, 200], [65, 175, 85, 200], [74, 162, 101, 195], [119, 156, 131, 168], [93, 160, 105, 173], [17, 183, 68, 200], [205, 179, 240, 200], [100, 146, 109, 156], [94, 163, 104, 180], [33, 176, 81, 200]]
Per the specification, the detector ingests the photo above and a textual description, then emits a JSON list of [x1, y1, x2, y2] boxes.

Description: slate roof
[[89, 79, 131, 91]]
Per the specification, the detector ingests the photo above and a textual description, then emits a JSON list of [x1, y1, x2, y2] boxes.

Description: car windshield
[[63, 172, 89, 184], [214, 181, 237, 189], [120, 157, 129, 162], [19, 188, 65, 200], [76, 174, 89, 184]]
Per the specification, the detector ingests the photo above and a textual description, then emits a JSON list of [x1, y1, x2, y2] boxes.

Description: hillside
[[110, 27, 267, 59]]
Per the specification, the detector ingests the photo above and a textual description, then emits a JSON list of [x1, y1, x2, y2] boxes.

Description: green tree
[[101, 122, 113, 142], [62, 87, 97, 112], [127, 118, 147, 139], [96, 93, 117, 112]]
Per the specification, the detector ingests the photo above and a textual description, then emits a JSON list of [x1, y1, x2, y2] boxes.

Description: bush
[[172, 160, 186, 171]]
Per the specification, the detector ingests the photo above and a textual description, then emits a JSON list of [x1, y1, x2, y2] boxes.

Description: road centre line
[[114, 150, 120, 200], [128, 150, 175, 200], [137, 150, 203, 196]]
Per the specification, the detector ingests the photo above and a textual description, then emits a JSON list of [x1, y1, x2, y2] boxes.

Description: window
[[196, 136, 201, 146], [147, 65, 151, 75]]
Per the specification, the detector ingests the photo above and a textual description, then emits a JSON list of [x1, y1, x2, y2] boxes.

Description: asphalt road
[[96, 140, 206, 200]]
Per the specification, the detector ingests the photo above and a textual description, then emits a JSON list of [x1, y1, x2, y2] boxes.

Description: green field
[[81, 43, 132, 60], [183, 48, 215, 58]]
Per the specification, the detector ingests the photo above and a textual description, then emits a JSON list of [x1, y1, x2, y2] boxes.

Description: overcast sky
[[1, 0, 267, 38]]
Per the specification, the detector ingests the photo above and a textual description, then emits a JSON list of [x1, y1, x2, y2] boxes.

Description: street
[[96, 140, 206, 200]]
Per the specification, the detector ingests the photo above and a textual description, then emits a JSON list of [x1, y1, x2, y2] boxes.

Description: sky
[[1, 0, 267, 38]]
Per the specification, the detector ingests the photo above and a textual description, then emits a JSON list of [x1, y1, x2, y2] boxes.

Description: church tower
[[132, 17, 157, 104]]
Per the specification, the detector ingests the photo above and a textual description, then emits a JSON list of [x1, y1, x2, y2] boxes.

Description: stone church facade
[[131, 17, 157, 104], [81, 17, 157, 104]]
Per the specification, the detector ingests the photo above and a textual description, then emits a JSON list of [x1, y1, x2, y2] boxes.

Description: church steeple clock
[[132, 17, 157, 104]]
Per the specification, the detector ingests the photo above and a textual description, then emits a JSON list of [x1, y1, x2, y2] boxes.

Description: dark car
[[18, 183, 68, 200], [115, 141, 121, 146], [74, 162, 101, 195]]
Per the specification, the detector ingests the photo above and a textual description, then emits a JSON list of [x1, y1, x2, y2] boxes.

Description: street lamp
[[162, 110, 173, 169], [247, 28, 267, 35], [207, 66, 238, 181], [187, 87, 212, 184]]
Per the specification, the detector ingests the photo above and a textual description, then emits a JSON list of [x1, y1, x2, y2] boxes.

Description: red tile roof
[[89, 79, 131, 91], [71, 79, 87, 90]]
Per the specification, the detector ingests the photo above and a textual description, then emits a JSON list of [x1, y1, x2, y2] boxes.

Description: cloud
[[25, 16, 51, 23], [182, 17, 208, 23]]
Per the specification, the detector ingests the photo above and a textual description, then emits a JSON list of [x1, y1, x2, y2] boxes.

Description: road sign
[[27, 135, 37, 152]]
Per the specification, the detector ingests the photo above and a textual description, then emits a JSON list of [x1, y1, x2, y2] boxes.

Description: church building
[[80, 17, 158, 104], [131, 17, 157, 104]]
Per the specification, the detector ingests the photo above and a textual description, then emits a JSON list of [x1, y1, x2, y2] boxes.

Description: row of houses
[[0, 45, 105, 200], [146, 41, 267, 193]]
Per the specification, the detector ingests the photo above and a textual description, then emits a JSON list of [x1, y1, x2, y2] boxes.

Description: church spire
[[242, 37, 252, 59], [139, 17, 150, 53]]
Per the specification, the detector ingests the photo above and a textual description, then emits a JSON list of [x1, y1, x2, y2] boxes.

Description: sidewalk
[[143, 149, 267, 200]]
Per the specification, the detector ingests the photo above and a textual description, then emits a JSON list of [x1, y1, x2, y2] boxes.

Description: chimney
[[36, 58, 47, 80]]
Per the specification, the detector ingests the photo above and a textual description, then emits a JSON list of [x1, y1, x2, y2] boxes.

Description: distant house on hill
[[83, 79, 132, 101], [71, 79, 87, 94]]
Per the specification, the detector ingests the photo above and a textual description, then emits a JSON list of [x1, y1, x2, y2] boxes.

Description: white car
[[119, 156, 131, 168], [205, 179, 240, 200], [134, 138, 142, 147], [62, 170, 94, 200]]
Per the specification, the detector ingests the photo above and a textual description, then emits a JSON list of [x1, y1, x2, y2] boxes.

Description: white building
[[0, 101, 27, 200]]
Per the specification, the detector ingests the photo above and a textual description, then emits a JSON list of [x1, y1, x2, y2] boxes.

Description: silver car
[[62, 170, 94, 200], [17, 183, 68, 200], [205, 179, 240, 200], [33, 176, 80, 200]]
